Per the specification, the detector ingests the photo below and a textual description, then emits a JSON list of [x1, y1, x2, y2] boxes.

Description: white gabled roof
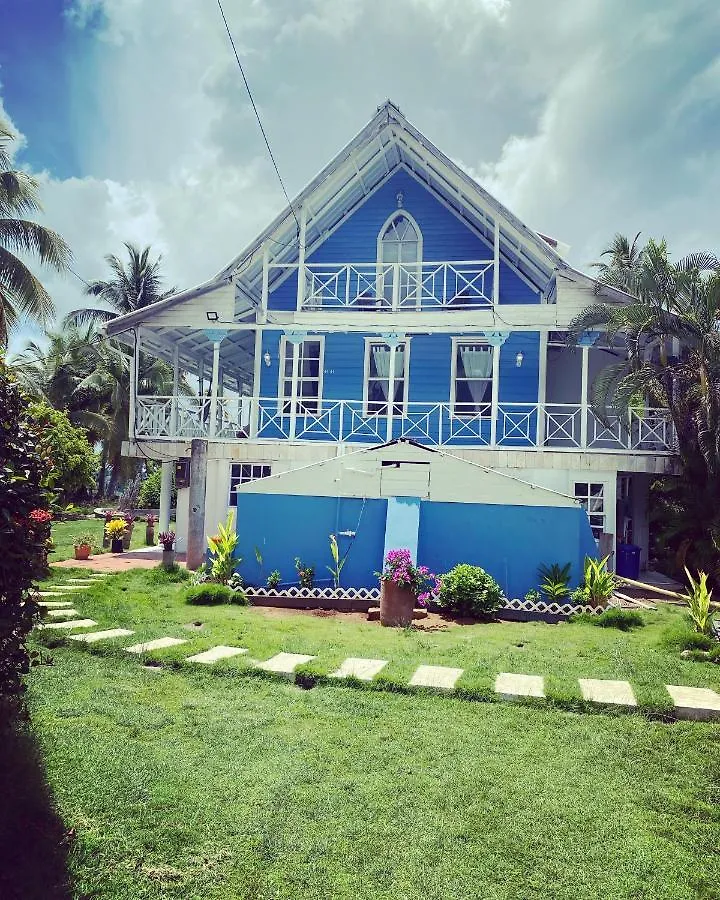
[[106, 99, 630, 340]]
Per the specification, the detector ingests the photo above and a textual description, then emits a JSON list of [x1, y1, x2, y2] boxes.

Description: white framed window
[[451, 339, 493, 417], [376, 212, 423, 308], [363, 339, 409, 417], [574, 481, 605, 540], [279, 336, 324, 414], [229, 463, 271, 506]]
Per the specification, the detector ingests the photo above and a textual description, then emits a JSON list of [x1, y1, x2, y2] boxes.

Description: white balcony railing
[[269, 260, 495, 310], [135, 396, 676, 453]]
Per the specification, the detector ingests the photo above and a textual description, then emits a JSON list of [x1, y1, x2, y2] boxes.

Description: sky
[[1, 0, 720, 351]]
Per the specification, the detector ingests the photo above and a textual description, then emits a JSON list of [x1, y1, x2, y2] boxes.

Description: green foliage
[[137, 465, 177, 509], [208, 513, 239, 584], [523, 589, 542, 603], [538, 562, 572, 601], [295, 558, 315, 589], [326, 533, 346, 589], [267, 570, 281, 589], [437, 564, 504, 617], [27, 402, 96, 501], [72, 533, 94, 548], [0, 359, 54, 706], [148, 564, 190, 585], [582, 555, 616, 604], [571, 608, 645, 631], [683, 568, 715, 634], [186, 584, 232, 606]]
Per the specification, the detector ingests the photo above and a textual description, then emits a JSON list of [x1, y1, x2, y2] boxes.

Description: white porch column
[[129, 328, 140, 440], [578, 331, 601, 450], [170, 345, 179, 437], [260, 242, 270, 323], [536, 331, 548, 447], [250, 326, 263, 439], [492, 219, 500, 305], [484, 331, 509, 447], [382, 333, 403, 442], [159, 460, 173, 533], [204, 329, 228, 439], [284, 330, 307, 441], [296, 205, 307, 311]]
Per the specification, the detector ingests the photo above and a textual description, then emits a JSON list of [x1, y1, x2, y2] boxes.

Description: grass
[[5, 647, 719, 900], [49, 519, 150, 562], [35, 565, 720, 711]]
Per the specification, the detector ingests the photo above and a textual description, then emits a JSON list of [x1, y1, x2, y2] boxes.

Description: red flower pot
[[74, 544, 91, 561], [380, 581, 416, 627]]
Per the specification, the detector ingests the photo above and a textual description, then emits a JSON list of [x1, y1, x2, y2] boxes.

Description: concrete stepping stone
[[579, 678, 637, 707], [37, 619, 97, 630], [331, 657, 388, 681], [256, 652, 315, 675], [666, 685, 720, 721], [186, 646, 248, 664], [44, 608, 80, 618], [125, 637, 187, 654], [69, 628, 135, 643], [38, 591, 65, 598], [67, 579, 94, 584], [495, 672, 545, 699], [409, 665, 463, 691], [38, 600, 74, 608]]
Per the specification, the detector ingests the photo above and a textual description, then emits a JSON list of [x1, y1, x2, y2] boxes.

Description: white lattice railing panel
[[545, 405, 580, 445], [244, 587, 381, 602]]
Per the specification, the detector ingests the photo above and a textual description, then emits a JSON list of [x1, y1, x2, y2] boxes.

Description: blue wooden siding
[[267, 169, 539, 311]]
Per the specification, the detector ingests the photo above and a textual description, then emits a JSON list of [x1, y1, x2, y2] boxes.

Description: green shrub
[[186, 584, 232, 605], [137, 467, 177, 509], [571, 607, 645, 631], [437, 564, 504, 617], [538, 562, 571, 601], [148, 565, 190, 585]]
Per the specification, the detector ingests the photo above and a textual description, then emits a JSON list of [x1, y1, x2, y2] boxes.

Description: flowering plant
[[146, 514, 157, 526], [158, 530, 176, 550], [376, 549, 441, 606], [105, 518, 126, 540], [28, 509, 52, 527], [123, 512, 137, 526]]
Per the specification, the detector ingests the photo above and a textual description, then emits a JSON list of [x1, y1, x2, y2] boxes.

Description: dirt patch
[[247, 605, 484, 629]]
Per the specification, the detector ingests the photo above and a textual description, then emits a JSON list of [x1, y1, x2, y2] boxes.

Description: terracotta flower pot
[[74, 544, 91, 561], [122, 524, 134, 550], [380, 581, 416, 627], [145, 526, 155, 546], [162, 549, 176, 569]]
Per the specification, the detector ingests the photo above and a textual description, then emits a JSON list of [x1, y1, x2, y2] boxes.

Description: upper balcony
[[271, 259, 496, 312]]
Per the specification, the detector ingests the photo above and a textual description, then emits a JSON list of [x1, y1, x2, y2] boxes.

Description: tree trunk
[[97, 440, 109, 498]]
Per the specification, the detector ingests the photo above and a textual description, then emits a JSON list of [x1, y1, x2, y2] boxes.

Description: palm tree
[[0, 120, 71, 347], [65, 242, 174, 326], [590, 231, 647, 296]]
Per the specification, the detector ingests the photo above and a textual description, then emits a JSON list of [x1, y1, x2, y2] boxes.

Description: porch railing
[[270, 260, 495, 310], [135, 396, 676, 452]]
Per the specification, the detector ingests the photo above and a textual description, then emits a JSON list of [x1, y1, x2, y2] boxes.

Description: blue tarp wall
[[235, 493, 598, 598]]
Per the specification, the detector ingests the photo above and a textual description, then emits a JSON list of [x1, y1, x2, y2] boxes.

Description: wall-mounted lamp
[[206, 310, 219, 321], [263, 350, 272, 367], [515, 351, 524, 368]]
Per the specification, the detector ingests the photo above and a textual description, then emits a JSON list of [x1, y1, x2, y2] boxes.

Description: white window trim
[[376, 210, 423, 310], [362, 336, 411, 417], [277, 335, 325, 410], [228, 462, 272, 504], [450, 336, 494, 419]]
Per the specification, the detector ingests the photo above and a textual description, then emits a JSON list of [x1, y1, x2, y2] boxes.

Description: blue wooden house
[[106, 101, 675, 596]]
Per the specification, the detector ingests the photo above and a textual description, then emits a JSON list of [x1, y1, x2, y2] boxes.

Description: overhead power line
[[215, 0, 300, 234]]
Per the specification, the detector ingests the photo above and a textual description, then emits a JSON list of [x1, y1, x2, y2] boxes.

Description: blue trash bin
[[616, 543, 641, 580]]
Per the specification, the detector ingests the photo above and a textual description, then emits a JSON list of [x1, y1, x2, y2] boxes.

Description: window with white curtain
[[364, 341, 408, 416], [279, 338, 324, 414], [452, 341, 493, 416]]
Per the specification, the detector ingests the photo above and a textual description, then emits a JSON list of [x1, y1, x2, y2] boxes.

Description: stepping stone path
[[495, 673, 545, 699], [257, 652, 315, 675], [44, 608, 79, 618], [69, 629, 135, 643], [409, 665, 463, 691], [38, 600, 74, 608], [579, 678, 637, 707], [38, 591, 66, 598], [187, 646, 248, 664], [67, 579, 94, 584], [666, 685, 720, 721], [125, 637, 187, 654], [331, 657, 388, 681], [38, 619, 97, 630]]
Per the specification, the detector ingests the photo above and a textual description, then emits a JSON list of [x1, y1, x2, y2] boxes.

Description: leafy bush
[[582, 556, 616, 605], [437, 564, 504, 617], [73, 533, 94, 548], [186, 584, 232, 605], [683, 568, 714, 634], [28, 402, 96, 501], [267, 570, 281, 589], [538, 562, 571, 601], [137, 466, 177, 509], [524, 589, 541, 603], [571, 607, 645, 631], [295, 557, 315, 589], [662, 623, 715, 652], [208, 513, 239, 584], [0, 360, 54, 709]]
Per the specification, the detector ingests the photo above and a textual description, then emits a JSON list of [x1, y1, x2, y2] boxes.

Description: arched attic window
[[376, 212, 423, 308]]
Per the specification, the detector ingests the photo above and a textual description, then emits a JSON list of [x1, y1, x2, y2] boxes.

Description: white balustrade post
[[209, 342, 221, 439], [392, 263, 400, 310], [296, 205, 307, 311], [250, 326, 262, 438], [170, 345, 179, 437], [283, 330, 307, 441], [260, 242, 269, 323], [386, 343, 396, 442], [580, 345, 589, 449], [536, 331, 548, 447], [492, 219, 500, 305], [484, 331, 509, 448], [159, 460, 173, 534]]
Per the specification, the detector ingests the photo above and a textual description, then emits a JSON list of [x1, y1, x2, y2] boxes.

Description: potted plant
[[122, 512, 137, 550], [376, 549, 439, 627], [159, 530, 176, 568], [106, 518, 126, 553], [73, 533, 94, 561], [145, 513, 157, 546], [102, 510, 115, 548]]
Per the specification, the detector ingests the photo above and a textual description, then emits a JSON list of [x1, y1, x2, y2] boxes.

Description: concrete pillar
[[186, 439, 208, 570], [159, 460, 173, 534]]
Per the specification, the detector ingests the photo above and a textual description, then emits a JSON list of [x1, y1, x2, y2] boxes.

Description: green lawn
[[37, 566, 720, 711], [49, 518, 150, 562], [5, 648, 719, 900]]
